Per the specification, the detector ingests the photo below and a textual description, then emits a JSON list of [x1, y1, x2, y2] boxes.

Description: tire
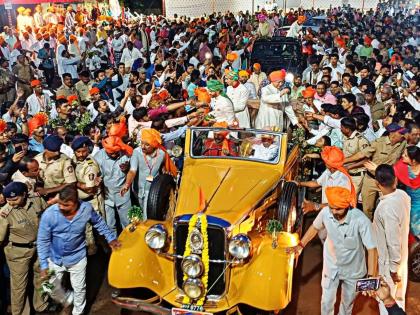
[[277, 182, 298, 233], [409, 242, 420, 282], [147, 174, 176, 221]]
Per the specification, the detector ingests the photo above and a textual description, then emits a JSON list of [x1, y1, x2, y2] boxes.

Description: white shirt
[[316, 169, 352, 203], [226, 83, 250, 128], [61, 56, 80, 79], [112, 37, 125, 52], [209, 95, 236, 125], [26, 92, 57, 118], [373, 189, 410, 273], [252, 143, 279, 161], [120, 47, 141, 68]]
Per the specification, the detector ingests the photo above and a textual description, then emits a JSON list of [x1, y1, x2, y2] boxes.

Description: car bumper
[[111, 290, 171, 315]]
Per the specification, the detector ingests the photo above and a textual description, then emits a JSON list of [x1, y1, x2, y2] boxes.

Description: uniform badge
[[88, 173, 95, 181], [67, 166, 74, 173]]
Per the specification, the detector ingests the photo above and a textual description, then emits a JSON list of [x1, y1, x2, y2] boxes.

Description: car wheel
[[277, 181, 298, 233], [147, 174, 176, 221], [409, 242, 420, 282]]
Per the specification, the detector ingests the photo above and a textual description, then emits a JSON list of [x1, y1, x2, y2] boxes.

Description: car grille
[[174, 222, 226, 296]]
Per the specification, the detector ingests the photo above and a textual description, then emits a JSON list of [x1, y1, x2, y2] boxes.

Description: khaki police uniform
[[12, 63, 34, 98], [0, 197, 48, 315], [34, 153, 77, 189], [360, 136, 406, 219], [0, 67, 16, 104], [74, 155, 105, 255], [56, 84, 81, 101], [370, 101, 385, 123], [342, 131, 370, 195], [75, 80, 94, 103]]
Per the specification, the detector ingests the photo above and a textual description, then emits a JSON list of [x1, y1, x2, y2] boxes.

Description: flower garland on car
[[182, 213, 209, 306]]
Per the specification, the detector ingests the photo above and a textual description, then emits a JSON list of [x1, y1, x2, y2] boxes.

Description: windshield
[[253, 42, 298, 59], [190, 128, 282, 164]]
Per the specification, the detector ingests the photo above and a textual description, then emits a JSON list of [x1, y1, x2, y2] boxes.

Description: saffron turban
[[194, 87, 211, 104], [226, 52, 238, 62], [30, 80, 41, 88], [297, 16, 306, 24], [326, 187, 352, 209], [269, 69, 286, 82], [102, 136, 133, 156], [141, 128, 178, 177], [302, 86, 316, 98], [238, 70, 250, 78], [253, 63, 261, 70]]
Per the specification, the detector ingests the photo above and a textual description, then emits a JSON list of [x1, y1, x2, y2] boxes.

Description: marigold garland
[[182, 213, 210, 307]]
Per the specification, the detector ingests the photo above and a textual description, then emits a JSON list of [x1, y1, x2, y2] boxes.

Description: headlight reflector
[[181, 254, 204, 278], [228, 234, 251, 259], [145, 224, 167, 250], [183, 278, 204, 299]]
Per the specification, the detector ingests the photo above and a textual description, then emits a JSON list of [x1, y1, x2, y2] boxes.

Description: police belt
[[349, 171, 365, 177], [82, 195, 95, 202], [11, 241, 36, 248]]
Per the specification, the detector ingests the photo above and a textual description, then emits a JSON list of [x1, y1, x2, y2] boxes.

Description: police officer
[[12, 54, 34, 99], [344, 123, 407, 219], [0, 182, 48, 315], [340, 117, 370, 195], [34, 135, 77, 199], [72, 136, 104, 254], [0, 58, 16, 104]]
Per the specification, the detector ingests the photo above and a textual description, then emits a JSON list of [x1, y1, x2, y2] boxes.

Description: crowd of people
[[0, 0, 418, 314]]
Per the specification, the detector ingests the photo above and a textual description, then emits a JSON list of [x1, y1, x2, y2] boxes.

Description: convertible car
[[108, 127, 304, 314]]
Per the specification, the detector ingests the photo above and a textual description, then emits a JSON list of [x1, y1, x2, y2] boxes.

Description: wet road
[[87, 217, 420, 315]]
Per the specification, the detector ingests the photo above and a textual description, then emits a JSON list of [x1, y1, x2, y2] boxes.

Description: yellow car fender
[[108, 221, 175, 296], [227, 232, 299, 311]]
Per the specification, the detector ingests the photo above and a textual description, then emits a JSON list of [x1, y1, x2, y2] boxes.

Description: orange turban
[[141, 129, 178, 177], [321, 146, 356, 207], [297, 16, 306, 24], [69, 34, 77, 42], [158, 89, 170, 101], [302, 86, 316, 98], [67, 95, 78, 104], [43, 33, 50, 40], [36, 33, 42, 40], [0, 119, 6, 133], [326, 187, 353, 209], [213, 121, 230, 155], [102, 136, 133, 156], [253, 63, 261, 71], [226, 52, 238, 62], [58, 36, 67, 44], [109, 117, 127, 138], [194, 87, 211, 104], [28, 113, 48, 135], [335, 36, 346, 49], [89, 87, 100, 95], [364, 36, 372, 46], [269, 69, 286, 82], [31, 79, 41, 88]]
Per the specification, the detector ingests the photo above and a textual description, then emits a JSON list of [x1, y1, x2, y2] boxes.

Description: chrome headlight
[[181, 254, 204, 278], [145, 224, 167, 250], [228, 234, 251, 260], [183, 278, 204, 299]]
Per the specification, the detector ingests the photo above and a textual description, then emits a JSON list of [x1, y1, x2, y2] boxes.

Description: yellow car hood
[[175, 159, 283, 225]]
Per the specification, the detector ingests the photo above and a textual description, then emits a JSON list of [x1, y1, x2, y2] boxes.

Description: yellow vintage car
[[109, 127, 304, 315]]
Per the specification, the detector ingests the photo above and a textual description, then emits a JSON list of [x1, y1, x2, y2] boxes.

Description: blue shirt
[[29, 137, 44, 153], [93, 149, 131, 206], [37, 201, 116, 270]]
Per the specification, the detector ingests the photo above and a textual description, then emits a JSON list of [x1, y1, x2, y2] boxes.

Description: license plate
[[171, 308, 212, 315]]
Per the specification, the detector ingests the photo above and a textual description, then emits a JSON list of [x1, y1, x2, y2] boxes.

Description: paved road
[[86, 218, 420, 315]]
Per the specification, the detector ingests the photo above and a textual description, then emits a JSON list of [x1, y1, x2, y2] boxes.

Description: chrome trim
[[173, 219, 230, 299]]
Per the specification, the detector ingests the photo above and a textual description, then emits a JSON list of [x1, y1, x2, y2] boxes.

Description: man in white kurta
[[255, 70, 298, 131], [207, 79, 236, 126], [373, 164, 410, 315], [225, 71, 250, 128]]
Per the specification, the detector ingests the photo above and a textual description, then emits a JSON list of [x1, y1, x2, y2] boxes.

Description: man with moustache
[[287, 186, 378, 315]]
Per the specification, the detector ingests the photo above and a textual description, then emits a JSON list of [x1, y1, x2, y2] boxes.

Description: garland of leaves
[[182, 214, 210, 307], [128, 205, 143, 223], [38, 270, 56, 298]]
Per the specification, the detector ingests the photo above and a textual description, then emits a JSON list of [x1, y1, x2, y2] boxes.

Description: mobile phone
[[355, 278, 380, 292], [15, 146, 23, 153]]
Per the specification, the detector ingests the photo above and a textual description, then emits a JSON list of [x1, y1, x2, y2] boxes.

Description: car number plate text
[[171, 308, 212, 315]]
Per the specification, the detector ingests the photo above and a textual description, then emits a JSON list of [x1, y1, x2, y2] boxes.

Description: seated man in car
[[251, 133, 279, 161], [203, 122, 238, 157]]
